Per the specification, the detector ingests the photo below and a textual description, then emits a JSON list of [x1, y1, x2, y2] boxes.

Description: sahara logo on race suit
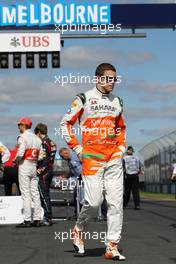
[[90, 104, 117, 112]]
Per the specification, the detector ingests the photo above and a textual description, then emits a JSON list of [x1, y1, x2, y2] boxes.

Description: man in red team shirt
[[15, 117, 42, 228]]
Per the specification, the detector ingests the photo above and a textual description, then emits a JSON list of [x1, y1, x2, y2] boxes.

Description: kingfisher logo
[[0, 1, 111, 27]]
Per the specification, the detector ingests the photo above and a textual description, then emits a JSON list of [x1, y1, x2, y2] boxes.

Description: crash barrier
[[0, 193, 103, 224], [51, 159, 84, 219], [0, 196, 23, 224], [0, 159, 103, 222], [0, 196, 44, 224], [144, 182, 176, 196]]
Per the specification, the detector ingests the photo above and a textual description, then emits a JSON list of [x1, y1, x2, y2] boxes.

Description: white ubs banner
[[0, 196, 44, 224], [0, 33, 61, 52]]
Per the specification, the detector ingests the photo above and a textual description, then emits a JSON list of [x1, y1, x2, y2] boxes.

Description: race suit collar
[[23, 129, 31, 134], [94, 87, 110, 97]]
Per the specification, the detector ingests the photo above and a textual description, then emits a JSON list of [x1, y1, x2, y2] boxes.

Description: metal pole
[[0, 31, 147, 38], [61, 33, 147, 39], [76, 178, 80, 217]]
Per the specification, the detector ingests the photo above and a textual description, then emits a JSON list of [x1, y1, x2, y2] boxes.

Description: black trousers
[[124, 174, 140, 208], [38, 169, 53, 220], [101, 199, 107, 218], [73, 177, 83, 216], [3, 167, 20, 196]]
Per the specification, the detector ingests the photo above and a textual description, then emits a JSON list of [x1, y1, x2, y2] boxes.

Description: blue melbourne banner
[[111, 4, 176, 28], [0, 1, 111, 26]]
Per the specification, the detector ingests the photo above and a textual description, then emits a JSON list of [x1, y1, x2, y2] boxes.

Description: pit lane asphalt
[[0, 192, 176, 264]]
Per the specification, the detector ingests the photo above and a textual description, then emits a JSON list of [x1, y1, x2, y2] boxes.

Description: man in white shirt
[[123, 146, 142, 210], [15, 117, 42, 228]]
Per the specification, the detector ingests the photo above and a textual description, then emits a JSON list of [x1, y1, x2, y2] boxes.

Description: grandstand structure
[[140, 131, 176, 194]]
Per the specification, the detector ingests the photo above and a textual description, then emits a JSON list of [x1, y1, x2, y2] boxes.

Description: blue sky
[[0, 0, 176, 154]]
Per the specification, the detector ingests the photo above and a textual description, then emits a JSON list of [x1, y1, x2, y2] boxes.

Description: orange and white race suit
[[60, 87, 126, 243], [60, 87, 126, 174]]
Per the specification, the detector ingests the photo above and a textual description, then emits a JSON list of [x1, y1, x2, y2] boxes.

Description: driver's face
[[98, 70, 117, 93], [18, 124, 25, 133], [127, 149, 133, 155]]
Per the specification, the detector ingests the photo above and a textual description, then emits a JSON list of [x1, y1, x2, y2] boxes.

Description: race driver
[[15, 117, 42, 228], [60, 63, 126, 261], [34, 123, 57, 226], [0, 142, 10, 170]]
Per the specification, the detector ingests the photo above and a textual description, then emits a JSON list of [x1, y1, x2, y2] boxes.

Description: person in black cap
[[123, 146, 142, 210]]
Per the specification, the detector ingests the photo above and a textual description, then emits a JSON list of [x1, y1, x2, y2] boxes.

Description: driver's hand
[[37, 167, 45, 174]]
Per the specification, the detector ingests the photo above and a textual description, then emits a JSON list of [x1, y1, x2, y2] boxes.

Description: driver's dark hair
[[34, 123, 48, 135], [95, 63, 116, 77], [127, 146, 134, 152]]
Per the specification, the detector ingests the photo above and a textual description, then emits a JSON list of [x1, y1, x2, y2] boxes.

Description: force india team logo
[[0, 146, 5, 153], [71, 100, 78, 108]]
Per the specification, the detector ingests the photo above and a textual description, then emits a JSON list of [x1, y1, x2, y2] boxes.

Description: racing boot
[[71, 225, 85, 257], [104, 241, 126, 261]]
